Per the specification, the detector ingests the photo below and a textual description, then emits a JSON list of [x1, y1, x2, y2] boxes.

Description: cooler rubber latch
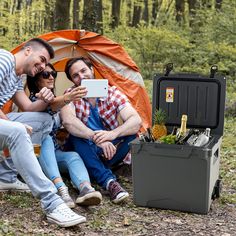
[[210, 65, 218, 78], [164, 63, 173, 76]]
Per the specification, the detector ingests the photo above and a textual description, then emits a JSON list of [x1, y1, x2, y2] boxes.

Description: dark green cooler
[[131, 72, 226, 214]]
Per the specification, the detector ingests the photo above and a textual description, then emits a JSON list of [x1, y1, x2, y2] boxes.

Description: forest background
[[0, 0, 235, 113], [0, 0, 235, 235]]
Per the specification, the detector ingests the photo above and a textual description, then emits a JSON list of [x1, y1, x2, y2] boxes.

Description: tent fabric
[[10, 29, 152, 131]]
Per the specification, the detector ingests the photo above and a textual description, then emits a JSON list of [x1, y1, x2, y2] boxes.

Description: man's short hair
[[22, 38, 54, 59], [65, 57, 93, 81]]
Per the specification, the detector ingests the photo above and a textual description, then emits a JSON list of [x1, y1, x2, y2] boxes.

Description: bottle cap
[[205, 128, 211, 136], [182, 114, 187, 121]]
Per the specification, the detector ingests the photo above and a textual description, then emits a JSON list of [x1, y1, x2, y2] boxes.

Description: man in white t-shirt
[[0, 38, 86, 227]]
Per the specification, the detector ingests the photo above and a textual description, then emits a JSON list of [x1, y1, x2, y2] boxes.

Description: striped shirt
[[0, 49, 23, 108]]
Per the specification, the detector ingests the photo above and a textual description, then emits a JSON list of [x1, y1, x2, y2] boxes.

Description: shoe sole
[[46, 215, 86, 227], [76, 192, 102, 206], [112, 192, 129, 204]]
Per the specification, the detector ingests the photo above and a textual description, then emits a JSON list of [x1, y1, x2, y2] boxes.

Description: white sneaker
[[0, 179, 30, 192], [46, 203, 86, 227]]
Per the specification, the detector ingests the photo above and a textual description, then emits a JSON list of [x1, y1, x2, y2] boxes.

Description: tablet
[[81, 79, 108, 98]]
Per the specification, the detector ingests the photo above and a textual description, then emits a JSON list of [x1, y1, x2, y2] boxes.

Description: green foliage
[[144, 79, 152, 101], [1, 192, 33, 208], [159, 134, 176, 144], [0, 220, 14, 235], [0, 0, 235, 115], [107, 24, 235, 86], [153, 108, 167, 125], [107, 25, 191, 79], [220, 117, 236, 204], [183, 4, 236, 79], [0, 0, 55, 49]]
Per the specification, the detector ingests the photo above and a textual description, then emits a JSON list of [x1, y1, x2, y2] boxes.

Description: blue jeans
[[39, 135, 90, 190], [68, 134, 136, 189], [0, 112, 54, 183], [0, 112, 63, 213]]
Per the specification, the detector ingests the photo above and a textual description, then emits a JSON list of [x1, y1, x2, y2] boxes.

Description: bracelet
[[63, 94, 70, 105], [43, 98, 49, 104]]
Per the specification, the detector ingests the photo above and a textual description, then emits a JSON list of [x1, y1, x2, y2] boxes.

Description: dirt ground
[[0, 164, 235, 236]]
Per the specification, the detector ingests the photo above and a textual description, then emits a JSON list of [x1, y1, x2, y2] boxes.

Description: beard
[[24, 56, 42, 76], [22, 61, 36, 77]]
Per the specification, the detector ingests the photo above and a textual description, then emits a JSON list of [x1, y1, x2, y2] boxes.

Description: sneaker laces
[[80, 185, 95, 195], [58, 186, 70, 197], [53, 204, 76, 219], [58, 186, 75, 208], [109, 181, 123, 198], [58, 186, 73, 203], [15, 179, 27, 187]]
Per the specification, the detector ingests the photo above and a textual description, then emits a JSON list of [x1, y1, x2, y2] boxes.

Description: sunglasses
[[41, 71, 57, 79]]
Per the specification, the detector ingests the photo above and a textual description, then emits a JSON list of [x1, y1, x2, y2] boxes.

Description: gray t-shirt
[[0, 49, 23, 108]]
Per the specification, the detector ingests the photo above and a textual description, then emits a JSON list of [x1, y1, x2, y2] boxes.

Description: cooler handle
[[133, 143, 194, 159]]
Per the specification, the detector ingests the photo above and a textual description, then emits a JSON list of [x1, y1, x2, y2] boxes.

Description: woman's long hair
[[26, 63, 56, 96]]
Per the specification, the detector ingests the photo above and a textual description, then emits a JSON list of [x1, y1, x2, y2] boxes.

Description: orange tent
[[10, 29, 151, 131]]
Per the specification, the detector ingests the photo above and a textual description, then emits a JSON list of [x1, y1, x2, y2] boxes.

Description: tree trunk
[[26, 0, 32, 6], [142, 0, 149, 25], [151, 0, 163, 25], [73, 0, 80, 29], [82, 0, 103, 34], [202, 0, 212, 8], [53, 0, 71, 30], [175, 0, 185, 24], [215, 0, 222, 10], [152, 0, 158, 24], [10, 0, 16, 14], [187, 0, 197, 27], [16, 0, 22, 10], [111, 0, 121, 29], [96, 0, 103, 33], [132, 1, 142, 27], [44, 0, 54, 31], [126, 0, 133, 26]]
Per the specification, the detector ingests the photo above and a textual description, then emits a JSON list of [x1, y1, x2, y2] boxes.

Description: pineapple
[[152, 108, 167, 140]]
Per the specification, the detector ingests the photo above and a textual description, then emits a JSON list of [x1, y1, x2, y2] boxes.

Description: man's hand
[[97, 141, 116, 160], [93, 130, 117, 144], [35, 87, 55, 103], [67, 86, 87, 101]]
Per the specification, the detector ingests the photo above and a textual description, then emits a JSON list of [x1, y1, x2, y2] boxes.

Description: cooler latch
[[164, 63, 173, 76], [210, 65, 218, 78]]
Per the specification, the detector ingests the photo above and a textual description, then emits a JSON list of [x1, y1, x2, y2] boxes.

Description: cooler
[[131, 69, 226, 214]]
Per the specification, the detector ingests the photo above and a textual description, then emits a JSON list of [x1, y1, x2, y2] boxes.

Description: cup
[[33, 144, 41, 157], [3, 148, 10, 157]]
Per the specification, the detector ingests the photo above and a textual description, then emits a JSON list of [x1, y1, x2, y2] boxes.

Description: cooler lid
[[152, 74, 226, 136]]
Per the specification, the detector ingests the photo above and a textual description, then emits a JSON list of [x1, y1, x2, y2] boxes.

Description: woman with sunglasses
[[27, 63, 102, 208]]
